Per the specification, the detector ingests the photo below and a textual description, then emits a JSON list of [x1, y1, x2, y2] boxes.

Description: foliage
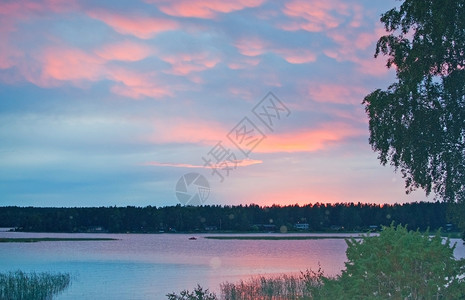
[[363, 0, 465, 203], [166, 284, 217, 300], [170, 225, 465, 299], [170, 268, 326, 300], [0, 201, 457, 234], [220, 270, 322, 300], [323, 224, 465, 299], [0, 270, 71, 300]]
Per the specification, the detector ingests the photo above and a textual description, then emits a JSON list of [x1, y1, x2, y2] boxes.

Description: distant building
[[87, 226, 106, 233], [294, 223, 309, 230]]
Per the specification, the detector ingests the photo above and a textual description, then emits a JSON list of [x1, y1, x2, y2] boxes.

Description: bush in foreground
[[167, 284, 217, 300], [323, 224, 465, 299], [168, 224, 465, 299], [0, 270, 71, 300]]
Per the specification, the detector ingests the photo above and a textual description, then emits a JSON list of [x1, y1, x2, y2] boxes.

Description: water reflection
[[0, 232, 463, 299]]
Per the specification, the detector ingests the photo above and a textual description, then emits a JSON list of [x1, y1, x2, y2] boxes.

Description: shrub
[[323, 224, 465, 299], [166, 284, 217, 300]]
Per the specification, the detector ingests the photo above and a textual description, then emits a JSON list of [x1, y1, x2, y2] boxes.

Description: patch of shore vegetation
[[168, 224, 465, 299], [0, 237, 117, 243], [0, 271, 71, 300]]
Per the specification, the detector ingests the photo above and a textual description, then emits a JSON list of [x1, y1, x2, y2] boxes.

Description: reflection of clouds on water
[[0, 232, 463, 298]]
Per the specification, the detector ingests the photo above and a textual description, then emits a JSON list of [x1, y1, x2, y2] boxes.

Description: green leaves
[[364, 0, 465, 203], [332, 224, 465, 299], [166, 285, 217, 300]]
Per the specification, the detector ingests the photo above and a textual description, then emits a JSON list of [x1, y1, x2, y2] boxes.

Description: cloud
[[150, 0, 265, 19], [161, 51, 220, 75], [323, 26, 390, 76], [145, 119, 228, 145], [0, 0, 78, 70], [87, 10, 179, 39], [144, 158, 262, 168], [275, 48, 316, 64], [0, 0, 78, 17], [95, 41, 153, 62], [108, 67, 172, 99], [257, 122, 364, 153], [36, 47, 106, 86], [308, 83, 368, 105], [234, 37, 269, 57], [234, 37, 316, 64], [27, 46, 170, 98], [280, 0, 354, 32], [144, 161, 204, 168]]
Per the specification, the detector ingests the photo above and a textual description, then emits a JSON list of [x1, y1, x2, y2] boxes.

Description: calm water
[[0, 231, 464, 299]]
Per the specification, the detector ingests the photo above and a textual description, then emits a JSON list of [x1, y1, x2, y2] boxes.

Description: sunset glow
[[0, 0, 429, 207]]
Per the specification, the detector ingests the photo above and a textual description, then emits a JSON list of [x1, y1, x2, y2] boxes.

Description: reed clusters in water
[[0, 270, 71, 300], [220, 269, 324, 300], [167, 269, 324, 300]]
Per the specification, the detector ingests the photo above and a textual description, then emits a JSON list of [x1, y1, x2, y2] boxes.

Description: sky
[[0, 0, 430, 207]]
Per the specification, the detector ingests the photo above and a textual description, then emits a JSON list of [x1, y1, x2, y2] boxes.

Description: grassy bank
[[0, 271, 71, 300], [0, 237, 117, 243]]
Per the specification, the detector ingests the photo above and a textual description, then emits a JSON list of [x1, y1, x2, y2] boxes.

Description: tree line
[[0, 201, 460, 234]]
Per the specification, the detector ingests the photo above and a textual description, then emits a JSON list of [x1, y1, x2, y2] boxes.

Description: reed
[[220, 268, 326, 300], [0, 270, 71, 300]]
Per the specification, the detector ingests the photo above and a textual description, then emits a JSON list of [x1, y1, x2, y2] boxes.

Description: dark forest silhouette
[[0, 201, 459, 234]]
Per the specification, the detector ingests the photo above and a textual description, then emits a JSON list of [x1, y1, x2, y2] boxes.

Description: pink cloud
[[0, 0, 78, 17], [144, 158, 262, 168], [161, 52, 220, 75], [281, 0, 344, 32], [146, 119, 228, 145], [110, 84, 171, 99], [234, 38, 315, 65], [107, 67, 172, 99], [37, 47, 106, 86], [28, 46, 170, 99], [353, 56, 392, 76], [87, 10, 179, 39], [234, 37, 269, 56], [308, 83, 368, 105], [150, 0, 265, 19], [256, 122, 364, 153], [0, 0, 78, 70], [276, 49, 316, 64], [323, 26, 391, 76], [95, 41, 153, 62], [280, 0, 364, 33]]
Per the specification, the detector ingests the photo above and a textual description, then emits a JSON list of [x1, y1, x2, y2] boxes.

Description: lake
[[0, 231, 464, 299]]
